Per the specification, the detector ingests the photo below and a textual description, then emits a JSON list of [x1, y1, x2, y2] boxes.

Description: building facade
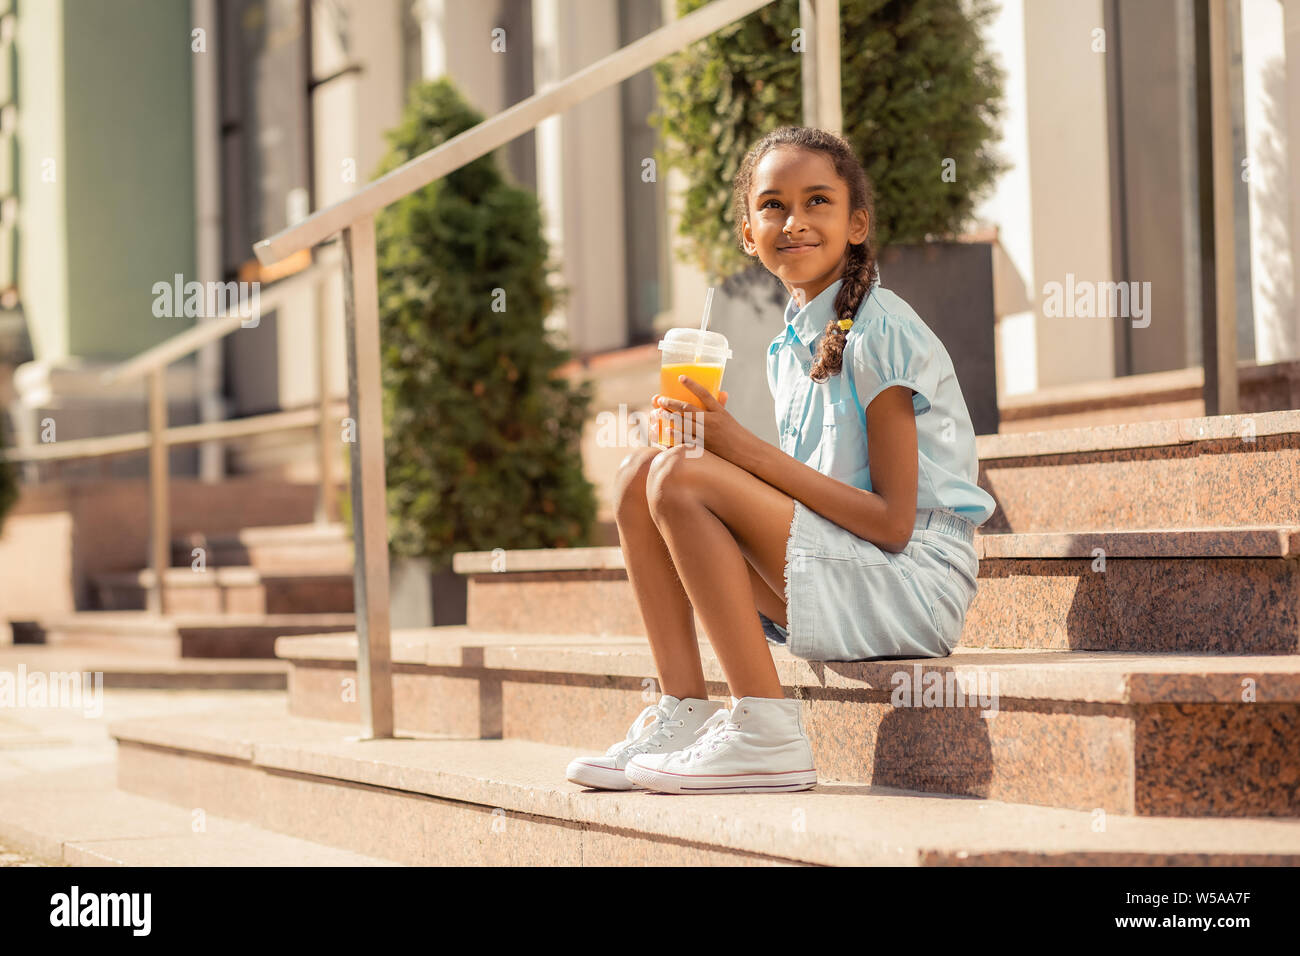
[[3, 0, 1299, 482]]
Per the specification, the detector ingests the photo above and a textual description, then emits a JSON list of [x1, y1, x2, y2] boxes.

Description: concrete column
[[971, 0, 1038, 398], [532, 0, 627, 354], [414, 0, 507, 115], [659, 0, 709, 338], [1260, 0, 1300, 361], [192, 0, 226, 482], [416, 0, 448, 80], [296, 0, 405, 417], [1023, 0, 1116, 387]]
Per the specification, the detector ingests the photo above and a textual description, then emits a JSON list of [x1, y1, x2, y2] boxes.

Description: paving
[[0, 647, 393, 866]]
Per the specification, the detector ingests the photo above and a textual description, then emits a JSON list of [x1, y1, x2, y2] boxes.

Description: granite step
[[92, 567, 354, 616], [0, 643, 288, 689], [107, 698, 1300, 865], [994, 358, 1300, 434], [451, 526, 1300, 654], [170, 523, 353, 572], [976, 408, 1299, 533], [39, 610, 356, 659], [273, 628, 1300, 819], [0, 763, 396, 866]]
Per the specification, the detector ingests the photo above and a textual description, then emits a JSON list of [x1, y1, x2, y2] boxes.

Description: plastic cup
[[654, 328, 732, 448]]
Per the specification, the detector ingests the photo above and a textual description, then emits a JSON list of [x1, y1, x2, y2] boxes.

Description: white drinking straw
[[694, 287, 715, 364]]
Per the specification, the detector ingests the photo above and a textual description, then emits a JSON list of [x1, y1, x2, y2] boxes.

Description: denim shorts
[[759, 503, 980, 662]]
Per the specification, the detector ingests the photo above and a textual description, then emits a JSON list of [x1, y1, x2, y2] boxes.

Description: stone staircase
[[101, 408, 1300, 864], [30, 523, 357, 662]]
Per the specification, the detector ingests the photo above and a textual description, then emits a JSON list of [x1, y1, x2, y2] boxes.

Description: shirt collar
[[782, 278, 845, 351]]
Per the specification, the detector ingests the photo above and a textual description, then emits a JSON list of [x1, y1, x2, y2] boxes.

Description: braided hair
[[732, 126, 880, 384]]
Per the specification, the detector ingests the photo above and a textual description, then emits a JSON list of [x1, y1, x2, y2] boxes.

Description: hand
[[651, 387, 728, 448], [651, 377, 751, 465], [651, 388, 727, 448]]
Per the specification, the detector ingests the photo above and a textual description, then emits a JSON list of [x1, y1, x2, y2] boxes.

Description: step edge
[[977, 409, 1300, 460], [109, 710, 1300, 865], [452, 527, 1300, 572], [271, 633, 1300, 704]]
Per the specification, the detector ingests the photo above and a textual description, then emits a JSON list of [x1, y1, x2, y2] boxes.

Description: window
[[219, 0, 313, 281]]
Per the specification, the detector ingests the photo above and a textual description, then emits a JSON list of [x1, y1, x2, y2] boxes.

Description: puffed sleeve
[[849, 312, 942, 416]]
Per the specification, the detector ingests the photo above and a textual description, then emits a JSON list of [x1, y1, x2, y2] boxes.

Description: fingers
[[675, 374, 722, 411], [655, 383, 726, 413], [676, 374, 705, 402]]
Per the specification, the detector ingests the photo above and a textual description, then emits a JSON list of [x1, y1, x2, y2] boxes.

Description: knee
[[613, 446, 661, 524], [645, 444, 696, 521]]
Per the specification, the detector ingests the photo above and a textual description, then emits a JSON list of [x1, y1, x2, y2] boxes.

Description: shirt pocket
[[816, 397, 869, 481]]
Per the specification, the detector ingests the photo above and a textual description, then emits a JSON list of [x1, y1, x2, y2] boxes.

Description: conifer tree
[[362, 78, 598, 569], [652, 0, 1008, 281]]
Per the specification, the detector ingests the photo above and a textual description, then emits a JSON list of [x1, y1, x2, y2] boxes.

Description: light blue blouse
[[765, 277, 997, 527]]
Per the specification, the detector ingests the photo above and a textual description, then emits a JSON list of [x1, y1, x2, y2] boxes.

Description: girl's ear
[[849, 208, 870, 244], [740, 217, 758, 255]]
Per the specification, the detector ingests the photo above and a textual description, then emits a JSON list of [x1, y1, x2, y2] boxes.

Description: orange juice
[[656, 363, 724, 447], [660, 362, 724, 405]]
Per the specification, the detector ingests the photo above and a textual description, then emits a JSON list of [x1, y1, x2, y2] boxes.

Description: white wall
[[1242, 0, 1298, 362], [276, 0, 407, 413], [1023, 0, 1116, 388], [532, 0, 628, 354], [971, 0, 1038, 397]]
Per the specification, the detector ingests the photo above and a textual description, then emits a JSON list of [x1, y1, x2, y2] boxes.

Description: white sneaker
[[624, 695, 818, 794], [565, 694, 726, 791]]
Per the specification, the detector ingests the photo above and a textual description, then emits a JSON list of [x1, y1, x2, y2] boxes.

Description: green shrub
[[651, 0, 1008, 281], [354, 78, 598, 571]]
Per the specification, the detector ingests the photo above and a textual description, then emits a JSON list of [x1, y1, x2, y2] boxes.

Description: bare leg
[[613, 446, 709, 701], [646, 445, 796, 701], [746, 560, 788, 631]]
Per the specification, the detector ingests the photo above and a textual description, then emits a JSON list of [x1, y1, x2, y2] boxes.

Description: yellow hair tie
[[837, 318, 854, 330]]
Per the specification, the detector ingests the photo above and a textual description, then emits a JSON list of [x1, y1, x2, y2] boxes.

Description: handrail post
[[341, 215, 395, 739], [1199, 0, 1240, 415], [147, 368, 170, 615], [800, 0, 842, 134], [315, 269, 337, 524]]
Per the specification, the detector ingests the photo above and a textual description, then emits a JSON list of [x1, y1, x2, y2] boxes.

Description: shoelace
[[605, 702, 683, 757], [677, 707, 742, 761]]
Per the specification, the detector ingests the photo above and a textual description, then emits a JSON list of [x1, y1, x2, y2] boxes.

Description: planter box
[[878, 240, 999, 436], [388, 557, 467, 629]]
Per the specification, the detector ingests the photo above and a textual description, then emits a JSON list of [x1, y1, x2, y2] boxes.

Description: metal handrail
[[5, 252, 346, 615], [0, 402, 349, 463], [101, 249, 340, 386], [247, 0, 842, 739]]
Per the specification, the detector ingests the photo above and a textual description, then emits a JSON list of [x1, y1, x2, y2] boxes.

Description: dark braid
[[812, 239, 877, 383], [731, 126, 880, 383]]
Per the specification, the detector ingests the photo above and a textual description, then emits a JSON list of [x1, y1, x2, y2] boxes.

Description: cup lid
[[657, 327, 733, 359]]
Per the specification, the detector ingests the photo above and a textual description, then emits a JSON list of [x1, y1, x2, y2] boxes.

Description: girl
[[565, 126, 996, 796]]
